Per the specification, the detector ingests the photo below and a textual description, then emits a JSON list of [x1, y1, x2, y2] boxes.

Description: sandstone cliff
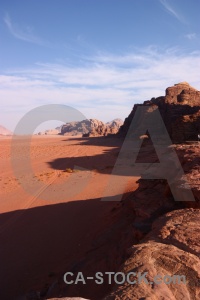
[[119, 82, 200, 143], [61, 119, 123, 137]]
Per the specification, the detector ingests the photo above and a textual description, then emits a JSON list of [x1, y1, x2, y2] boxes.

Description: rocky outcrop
[[105, 240, 200, 300], [38, 129, 60, 135], [61, 119, 123, 137], [175, 144, 200, 205], [61, 120, 91, 136], [119, 82, 200, 143], [105, 209, 200, 300], [171, 111, 200, 143], [0, 125, 12, 135], [166, 82, 200, 106], [146, 208, 200, 257], [83, 119, 110, 137], [37, 126, 61, 135], [106, 119, 123, 134]]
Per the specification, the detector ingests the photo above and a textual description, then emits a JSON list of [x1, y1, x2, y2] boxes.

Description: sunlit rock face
[[119, 82, 200, 143], [61, 118, 123, 137]]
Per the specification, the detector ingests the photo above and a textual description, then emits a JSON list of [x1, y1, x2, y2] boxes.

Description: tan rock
[[145, 208, 200, 257], [104, 241, 200, 300], [119, 82, 200, 143]]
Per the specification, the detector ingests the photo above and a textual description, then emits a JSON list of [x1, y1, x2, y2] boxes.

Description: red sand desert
[[0, 135, 139, 299]]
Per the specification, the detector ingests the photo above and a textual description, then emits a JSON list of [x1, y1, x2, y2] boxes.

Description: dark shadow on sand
[[0, 192, 138, 300]]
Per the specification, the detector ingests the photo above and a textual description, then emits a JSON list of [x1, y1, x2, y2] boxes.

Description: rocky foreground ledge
[[103, 142, 200, 299]]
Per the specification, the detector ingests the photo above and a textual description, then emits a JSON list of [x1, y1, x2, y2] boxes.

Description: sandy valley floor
[[0, 135, 139, 299]]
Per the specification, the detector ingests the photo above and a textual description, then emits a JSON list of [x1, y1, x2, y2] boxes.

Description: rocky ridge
[[61, 119, 123, 136], [119, 82, 200, 143]]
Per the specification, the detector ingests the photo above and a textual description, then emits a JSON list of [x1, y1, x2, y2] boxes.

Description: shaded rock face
[[106, 119, 123, 134], [171, 110, 200, 143], [0, 125, 12, 135], [119, 82, 200, 143], [104, 140, 200, 299], [61, 119, 123, 137], [175, 144, 200, 206]]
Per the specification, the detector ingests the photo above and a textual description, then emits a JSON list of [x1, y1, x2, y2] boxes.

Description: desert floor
[[0, 135, 139, 299]]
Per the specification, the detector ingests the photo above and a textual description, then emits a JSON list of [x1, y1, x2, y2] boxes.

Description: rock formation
[[0, 125, 12, 135], [105, 209, 200, 300], [106, 119, 124, 134], [119, 82, 200, 143], [61, 119, 123, 136], [37, 126, 61, 135], [38, 129, 60, 135]]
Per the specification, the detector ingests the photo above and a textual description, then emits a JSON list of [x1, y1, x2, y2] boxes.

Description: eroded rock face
[[106, 119, 123, 134], [61, 119, 123, 136], [174, 144, 200, 206], [146, 208, 200, 257], [104, 241, 200, 300], [171, 111, 200, 143], [166, 82, 200, 106], [38, 129, 60, 135], [119, 82, 200, 143], [61, 119, 90, 136], [87, 119, 110, 136], [105, 209, 200, 300]]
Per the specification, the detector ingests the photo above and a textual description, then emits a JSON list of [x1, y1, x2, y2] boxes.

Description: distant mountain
[[119, 82, 200, 143], [106, 118, 123, 129], [0, 125, 12, 136], [37, 126, 62, 135], [61, 118, 123, 136]]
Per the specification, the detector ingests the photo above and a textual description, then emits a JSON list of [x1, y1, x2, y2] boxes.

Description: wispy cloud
[[0, 47, 200, 131], [4, 13, 47, 46], [185, 33, 197, 40], [159, 0, 185, 23]]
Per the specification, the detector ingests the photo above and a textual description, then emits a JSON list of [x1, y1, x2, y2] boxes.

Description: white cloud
[[159, 0, 185, 23], [0, 47, 200, 131], [185, 33, 197, 40], [4, 13, 47, 46]]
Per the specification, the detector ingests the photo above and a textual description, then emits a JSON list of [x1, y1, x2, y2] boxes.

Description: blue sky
[[0, 0, 200, 132]]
